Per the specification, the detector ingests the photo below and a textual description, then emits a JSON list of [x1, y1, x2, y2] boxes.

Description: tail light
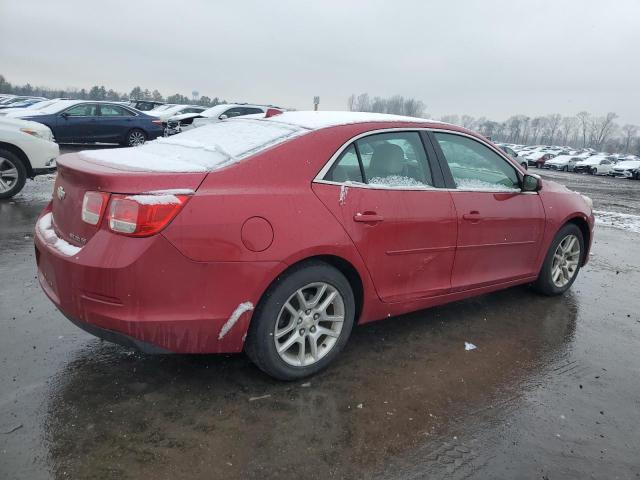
[[151, 119, 163, 125], [107, 194, 189, 237], [81, 191, 110, 225]]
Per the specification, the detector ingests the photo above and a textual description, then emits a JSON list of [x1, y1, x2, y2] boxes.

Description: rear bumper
[[35, 215, 284, 353]]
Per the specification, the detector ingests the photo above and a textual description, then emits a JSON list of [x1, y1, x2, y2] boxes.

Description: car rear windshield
[[80, 119, 305, 172]]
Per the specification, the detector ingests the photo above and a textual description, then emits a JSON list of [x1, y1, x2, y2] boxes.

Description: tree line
[[348, 92, 639, 155], [0, 74, 227, 108]]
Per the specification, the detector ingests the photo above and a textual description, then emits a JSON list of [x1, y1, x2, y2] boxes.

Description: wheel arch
[[0, 141, 33, 177], [565, 216, 591, 265], [254, 254, 365, 326]]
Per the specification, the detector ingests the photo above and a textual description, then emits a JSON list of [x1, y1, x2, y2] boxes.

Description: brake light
[[107, 194, 189, 237], [265, 108, 282, 118], [81, 191, 110, 225], [151, 119, 163, 125]]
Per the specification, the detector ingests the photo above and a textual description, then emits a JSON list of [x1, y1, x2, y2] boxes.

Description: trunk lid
[[51, 153, 206, 246]]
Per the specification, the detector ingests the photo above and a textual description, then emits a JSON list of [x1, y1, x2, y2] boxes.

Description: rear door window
[[99, 105, 133, 116], [323, 131, 434, 188]]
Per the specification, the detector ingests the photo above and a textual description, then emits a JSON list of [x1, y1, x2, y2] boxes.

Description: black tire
[[0, 149, 27, 199], [124, 128, 147, 147], [533, 223, 584, 296], [562, 166, 568, 172], [589, 167, 596, 175], [245, 261, 355, 380]]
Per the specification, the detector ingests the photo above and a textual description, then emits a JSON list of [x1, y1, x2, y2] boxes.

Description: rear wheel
[[125, 129, 147, 147], [590, 167, 597, 175], [533, 223, 584, 296], [562, 166, 568, 172], [245, 261, 355, 380], [0, 149, 27, 199]]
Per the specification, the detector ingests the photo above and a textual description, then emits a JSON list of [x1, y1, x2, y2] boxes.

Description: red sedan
[[35, 112, 594, 380]]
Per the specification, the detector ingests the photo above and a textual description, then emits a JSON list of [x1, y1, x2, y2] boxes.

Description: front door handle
[[462, 211, 482, 223], [354, 212, 384, 223]]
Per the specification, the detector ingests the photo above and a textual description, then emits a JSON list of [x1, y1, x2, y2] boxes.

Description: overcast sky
[[1, 0, 639, 123]]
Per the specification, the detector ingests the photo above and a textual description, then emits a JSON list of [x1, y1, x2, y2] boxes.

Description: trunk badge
[[57, 186, 66, 200]]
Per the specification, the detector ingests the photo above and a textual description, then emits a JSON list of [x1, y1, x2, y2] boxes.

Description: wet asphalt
[[1, 163, 639, 479]]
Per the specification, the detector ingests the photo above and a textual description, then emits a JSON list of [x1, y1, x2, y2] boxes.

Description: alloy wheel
[[0, 156, 19, 193], [274, 282, 345, 367], [551, 234, 581, 288], [128, 130, 146, 146]]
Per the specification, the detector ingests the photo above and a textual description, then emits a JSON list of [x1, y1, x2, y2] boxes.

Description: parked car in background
[[0, 116, 59, 198], [0, 98, 47, 110], [496, 143, 527, 169], [0, 99, 69, 117], [0, 96, 47, 108], [573, 156, 614, 174], [19, 100, 164, 146], [146, 104, 206, 122], [525, 151, 555, 168], [34, 111, 594, 380], [166, 103, 283, 135], [544, 155, 580, 172], [128, 100, 165, 112], [610, 160, 640, 178]]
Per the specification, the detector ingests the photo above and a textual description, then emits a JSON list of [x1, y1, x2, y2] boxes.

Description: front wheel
[[533, 224, 584, 295], [125, 129, 147, 147], [0, 149, 27, 199], [245, 261, 355, 380]]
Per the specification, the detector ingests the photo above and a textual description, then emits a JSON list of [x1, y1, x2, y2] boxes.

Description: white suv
[[0, 117, 59, 198]]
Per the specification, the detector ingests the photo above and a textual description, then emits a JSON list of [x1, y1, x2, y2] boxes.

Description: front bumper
[[35, 213, 283, 353]]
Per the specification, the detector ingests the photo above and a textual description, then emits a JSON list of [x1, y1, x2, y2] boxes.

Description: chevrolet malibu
[[35, 111, 595, 380]]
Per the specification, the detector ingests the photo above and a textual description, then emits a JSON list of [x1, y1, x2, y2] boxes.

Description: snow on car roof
[[78, 111, 440, 173], [260, 111, 439, 130]]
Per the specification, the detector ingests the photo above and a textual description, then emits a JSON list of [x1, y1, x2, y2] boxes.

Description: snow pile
[[79, 120, 303, 173], [263, 111, 438, 130], [594, 210, 640, 234], [455, 178, 520, 192], [369, 175, 428, 188], [218, 302, 254, 339], [37, 212, 82, 256]]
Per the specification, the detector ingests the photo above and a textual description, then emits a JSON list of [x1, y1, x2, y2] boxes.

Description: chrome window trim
[[312, 127, 535, 194]]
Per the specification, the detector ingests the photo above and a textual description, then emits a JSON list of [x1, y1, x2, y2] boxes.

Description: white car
[[573, 156, 615, 174], [544, 155, 580, 172], [0, 99, 67, 118], [0, 117, 59, 198], [609, 160, 640, 178], [146, 104, 206, 122], [166, 104, 282, 135]]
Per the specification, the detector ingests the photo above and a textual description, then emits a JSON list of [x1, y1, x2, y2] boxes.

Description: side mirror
[[522, 174, 542, 192], [60, 112, 69, 119], [219, 114, 228, 120]]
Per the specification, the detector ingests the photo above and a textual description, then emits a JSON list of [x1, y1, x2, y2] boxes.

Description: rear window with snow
[[79, 119, 304, 172]]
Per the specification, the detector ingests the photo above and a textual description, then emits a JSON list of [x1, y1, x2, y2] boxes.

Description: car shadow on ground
[[44, 285, 578, 479]]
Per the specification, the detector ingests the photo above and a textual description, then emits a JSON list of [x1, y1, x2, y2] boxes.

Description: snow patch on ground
[[218, 302, 254, 340], [594, 210, 640, 234], [37, 212, 82, 256], [455, 178, 520, 192]]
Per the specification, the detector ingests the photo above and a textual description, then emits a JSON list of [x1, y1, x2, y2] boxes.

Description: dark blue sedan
[[21, 100, 164, 146]]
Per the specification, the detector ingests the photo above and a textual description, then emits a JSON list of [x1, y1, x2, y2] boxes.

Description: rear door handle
[[462, 211, 482, 223], [353, 212, 384, 223]]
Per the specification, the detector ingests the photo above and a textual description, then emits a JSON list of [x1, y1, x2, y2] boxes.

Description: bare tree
[[590, 112, 618, 149], [621, 124, 638, 153], [354, 93, 371, 112], [530, 117, 546, 144], [347, 94, 356, 111], [460, 115, 476, 129], [576, 111, 590, 147], [545, 114, 562, 145], [370, 96, 387, 113], [560, 116, 577, 145], [440, 114, 460, 125], [403, 98, 425, 117]]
